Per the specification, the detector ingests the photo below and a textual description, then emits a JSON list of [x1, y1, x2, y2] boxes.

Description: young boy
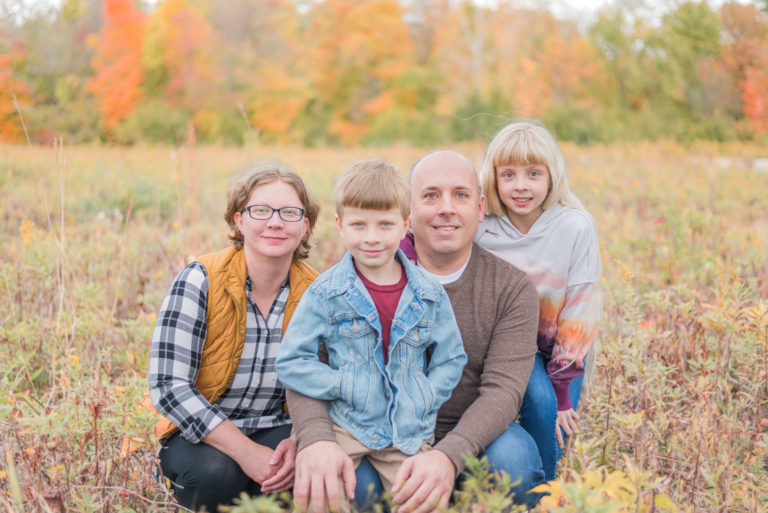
[[276, 158, 467, 501]]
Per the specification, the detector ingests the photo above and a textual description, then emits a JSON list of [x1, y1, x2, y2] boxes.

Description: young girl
[[474, 119, 602, 481]]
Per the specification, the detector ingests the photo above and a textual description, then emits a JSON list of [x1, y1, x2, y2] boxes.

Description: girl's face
[[495, 162, 551, 233]]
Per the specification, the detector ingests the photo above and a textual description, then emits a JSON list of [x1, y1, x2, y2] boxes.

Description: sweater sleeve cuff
[[432, 434, 473, 474], [553, 381, 572, 411], [295, 421, 336, 451], [285, 389, 337, 451]]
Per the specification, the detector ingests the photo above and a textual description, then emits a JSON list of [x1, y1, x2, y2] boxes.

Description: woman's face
[[233, 180, 309, 262]]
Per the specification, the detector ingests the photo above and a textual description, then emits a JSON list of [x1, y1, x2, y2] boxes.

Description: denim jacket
[[276, 250, 467, 454]]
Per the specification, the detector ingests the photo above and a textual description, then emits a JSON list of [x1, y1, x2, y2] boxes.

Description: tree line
[[1, 0, 767, 146]]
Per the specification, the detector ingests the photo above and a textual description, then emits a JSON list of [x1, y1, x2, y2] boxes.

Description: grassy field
[[1, 141, 766, 512]]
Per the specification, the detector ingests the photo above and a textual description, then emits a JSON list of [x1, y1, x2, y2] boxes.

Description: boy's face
[[335, 206, 409, 281]]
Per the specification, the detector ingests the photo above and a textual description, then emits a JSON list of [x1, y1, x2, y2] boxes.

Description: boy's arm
[[424, 295, 467, 407], [275, 288, 340, 401]]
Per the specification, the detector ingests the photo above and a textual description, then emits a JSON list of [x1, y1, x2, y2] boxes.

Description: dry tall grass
[[1, 141, 766, 512]]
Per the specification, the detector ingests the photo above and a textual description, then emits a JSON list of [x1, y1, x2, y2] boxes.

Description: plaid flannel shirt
[[149, 262, 291, 443]]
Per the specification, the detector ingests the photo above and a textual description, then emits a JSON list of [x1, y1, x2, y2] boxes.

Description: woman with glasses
[[149, 163, 319, 512]]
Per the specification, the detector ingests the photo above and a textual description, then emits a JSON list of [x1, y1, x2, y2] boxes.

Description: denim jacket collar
[[324, 249, 443, 302]]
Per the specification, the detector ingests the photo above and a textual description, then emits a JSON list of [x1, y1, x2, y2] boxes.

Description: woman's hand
[[260, 435, 296, 492], [203, 420, 292, 487], [555, 408, 580, 449], [237, 442, 281, 483]]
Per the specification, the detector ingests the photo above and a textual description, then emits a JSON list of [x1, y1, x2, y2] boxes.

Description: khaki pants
[[306, 425, 431, 513]]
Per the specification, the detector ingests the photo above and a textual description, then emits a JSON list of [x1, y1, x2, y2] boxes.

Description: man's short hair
[[335, 158, 409, 219]]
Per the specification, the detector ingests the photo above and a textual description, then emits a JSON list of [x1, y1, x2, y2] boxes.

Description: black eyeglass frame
[[241, 204, 306, 222]]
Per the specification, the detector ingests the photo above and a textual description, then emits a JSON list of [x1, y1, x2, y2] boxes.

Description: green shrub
[[114, 100, 189, 145]]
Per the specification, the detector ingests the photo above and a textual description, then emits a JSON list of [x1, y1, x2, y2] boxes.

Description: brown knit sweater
[[286, 244, 539, 472]]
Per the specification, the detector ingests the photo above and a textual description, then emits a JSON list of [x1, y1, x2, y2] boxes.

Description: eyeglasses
[[241, 204, 305, 222]]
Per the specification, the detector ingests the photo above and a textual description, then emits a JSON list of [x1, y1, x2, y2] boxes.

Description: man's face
[[410, 152, 484, 268]]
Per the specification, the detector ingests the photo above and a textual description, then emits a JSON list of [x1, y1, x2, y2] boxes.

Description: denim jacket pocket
[[335, 317, 376, 412], [397, 326, 436, 419], [401, 325, 431, 348], [337, 317, 376, 339], [410, 365, 436, 414]]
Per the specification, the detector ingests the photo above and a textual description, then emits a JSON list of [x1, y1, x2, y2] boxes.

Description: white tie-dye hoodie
[[474, 204, 601, 411]]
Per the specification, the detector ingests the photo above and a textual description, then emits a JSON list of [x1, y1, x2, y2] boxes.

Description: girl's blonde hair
[[481, 118, 602, 392]]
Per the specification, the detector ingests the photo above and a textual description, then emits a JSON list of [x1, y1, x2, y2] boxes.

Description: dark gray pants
[[159, 424, 292, 511]]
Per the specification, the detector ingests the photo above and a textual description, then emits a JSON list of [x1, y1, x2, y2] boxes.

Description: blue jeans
[[518, 352, 584, 481], [354, 420, 546, 509]]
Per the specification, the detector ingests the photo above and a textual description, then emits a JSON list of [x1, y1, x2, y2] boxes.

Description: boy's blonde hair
[[335, 158, 409, 219], [481, 119, 602, 392], [225, 162, 319, 260]]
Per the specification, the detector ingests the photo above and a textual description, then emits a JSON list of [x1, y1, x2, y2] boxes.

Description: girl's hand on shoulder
[[555, 408, 580, 449]]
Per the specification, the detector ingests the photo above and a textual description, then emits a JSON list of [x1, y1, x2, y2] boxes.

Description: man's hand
[[293, 440, 356, 513], [261, 435, 297, 492], [555, 408, 580, 449], [391, 450, 455, 513]]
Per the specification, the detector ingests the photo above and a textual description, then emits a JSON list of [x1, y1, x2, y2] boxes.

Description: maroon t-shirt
[[354, 262, 407, 364]]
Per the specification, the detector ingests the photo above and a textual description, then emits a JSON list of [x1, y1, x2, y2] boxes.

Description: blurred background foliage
[[1, 0, 767, 147]]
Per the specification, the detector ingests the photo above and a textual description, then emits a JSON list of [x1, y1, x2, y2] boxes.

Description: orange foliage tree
[[142, 0, 215, 113], [742, 67, 768, 132], [237, 0, 308, 141], [493, 8, 602, 117], [87, 0, 147, 131], [0, 46, 32, 142], [303, 0, 416, 144], [719, 2, 768, 132]]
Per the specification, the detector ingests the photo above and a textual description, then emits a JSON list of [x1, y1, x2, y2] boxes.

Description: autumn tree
[[589, 8, 655, 113], [87, 0, 147, 131], [144, 0, 213, 107], [0, 45, 32, 142], [718, 2, 768, 133], [649, 2, 722, 137], [208, 0, 307, 142], [301, 0, 418, 144]]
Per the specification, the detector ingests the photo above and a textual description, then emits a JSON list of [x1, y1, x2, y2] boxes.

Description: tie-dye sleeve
[[547, 281, 601, 410], [547, 217, 601, 411]]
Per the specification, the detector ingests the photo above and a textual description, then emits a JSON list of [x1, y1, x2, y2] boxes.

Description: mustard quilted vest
[[154, 246, 318, 439]]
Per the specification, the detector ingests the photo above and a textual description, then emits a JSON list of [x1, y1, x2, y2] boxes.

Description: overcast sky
[[6, 0, 759, 26]]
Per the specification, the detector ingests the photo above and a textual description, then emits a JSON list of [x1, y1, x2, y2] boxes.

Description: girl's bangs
[[493, 130, 550, 168]]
